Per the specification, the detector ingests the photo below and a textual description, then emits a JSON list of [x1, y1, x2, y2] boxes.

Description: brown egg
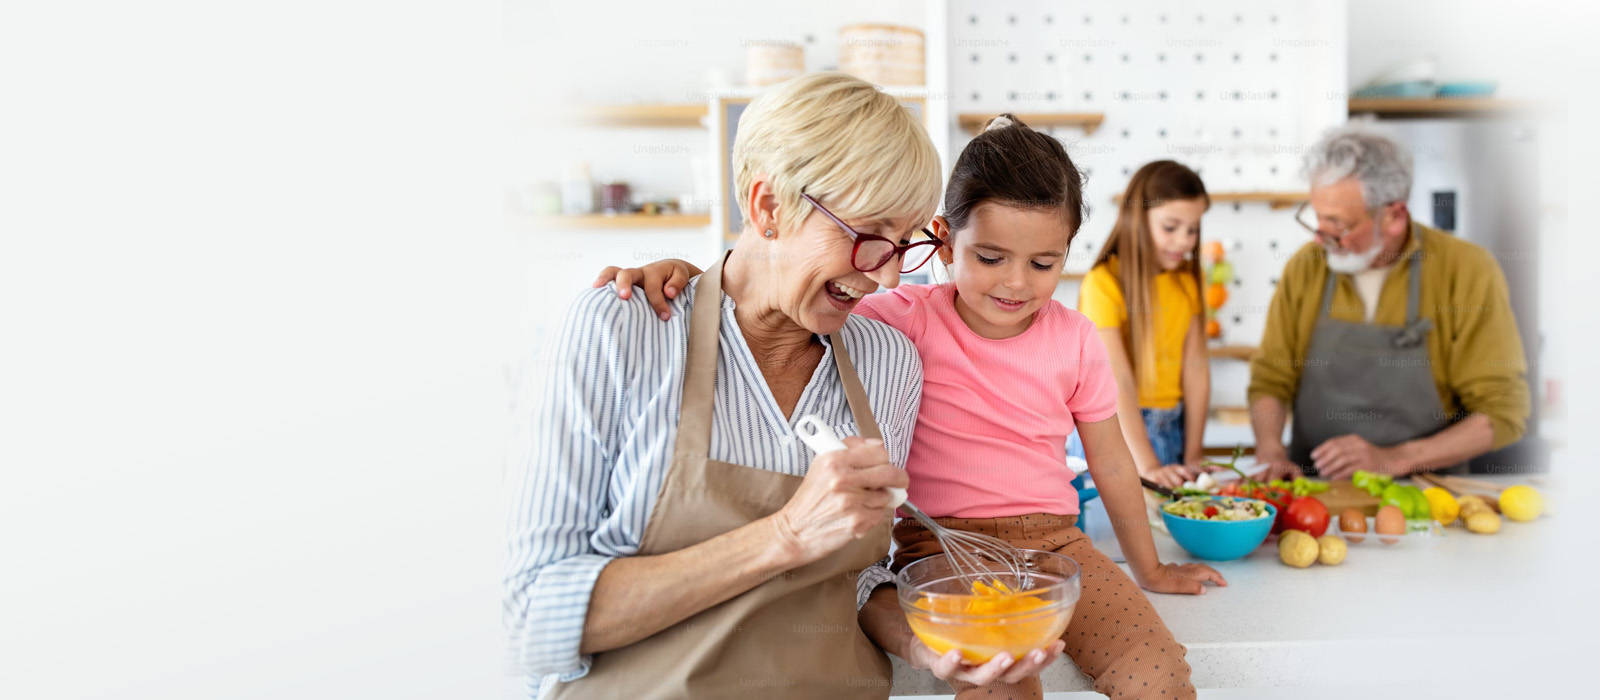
[[1374, 505, 1406, 545], [1338, 508, 1367, 543]]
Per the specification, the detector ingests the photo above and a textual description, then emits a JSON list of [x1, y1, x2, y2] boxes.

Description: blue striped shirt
[[504, 276, 923, 693]]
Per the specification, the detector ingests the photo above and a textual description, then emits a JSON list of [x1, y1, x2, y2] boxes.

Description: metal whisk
[[795, 416, 1028, 589]]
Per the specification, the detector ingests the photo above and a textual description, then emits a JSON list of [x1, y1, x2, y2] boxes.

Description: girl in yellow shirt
[[1068, 161, 1211, 488]]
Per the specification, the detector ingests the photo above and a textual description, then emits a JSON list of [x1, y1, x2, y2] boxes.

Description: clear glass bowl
[[895, 549, 1080, 663]]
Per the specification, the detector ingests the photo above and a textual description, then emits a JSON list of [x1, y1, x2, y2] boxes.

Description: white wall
[[506, 0, 934, 349], [1347, 0, 1569, 438], [941, 0, 1348, 411], [1345, 0, 1565, 96], [6, 3, 508, 699]]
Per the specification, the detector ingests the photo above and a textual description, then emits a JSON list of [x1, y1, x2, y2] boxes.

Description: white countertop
[[890, 473, 1562, 696]]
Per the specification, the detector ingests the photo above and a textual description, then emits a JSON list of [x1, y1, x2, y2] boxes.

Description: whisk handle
[[793, 414, 908, 509]]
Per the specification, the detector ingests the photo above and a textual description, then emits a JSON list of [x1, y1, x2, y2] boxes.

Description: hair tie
[[984, 115, 1014, 133]]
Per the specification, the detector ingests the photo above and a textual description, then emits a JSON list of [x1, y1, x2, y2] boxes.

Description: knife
[[1139, 477, 1177, 500]]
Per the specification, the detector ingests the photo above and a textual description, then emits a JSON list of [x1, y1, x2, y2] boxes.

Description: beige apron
[[548, 258, 893, 699]]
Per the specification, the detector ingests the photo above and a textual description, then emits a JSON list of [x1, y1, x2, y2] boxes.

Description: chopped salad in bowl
[[1158, 495, 1267, 521], [1162, 496, 1271, 522]]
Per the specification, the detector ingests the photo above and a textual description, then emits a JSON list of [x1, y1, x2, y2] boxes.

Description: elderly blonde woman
[[505, 74, 1049, 699], [1249, 125, 1529, 481]]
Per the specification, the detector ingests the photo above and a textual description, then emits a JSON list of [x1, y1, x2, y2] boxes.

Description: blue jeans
[[1068, 405, 1185, 466]]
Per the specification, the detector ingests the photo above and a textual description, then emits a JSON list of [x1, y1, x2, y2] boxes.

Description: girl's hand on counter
[[909, 637, 1065, 687], [1134, 561, 1227, 595], [592, 259, 701, 320]]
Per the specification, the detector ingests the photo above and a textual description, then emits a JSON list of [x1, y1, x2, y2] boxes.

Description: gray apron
[[1288, 250, 1462, 474]]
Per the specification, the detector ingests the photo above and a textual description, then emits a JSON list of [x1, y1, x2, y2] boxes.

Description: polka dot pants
[[892, 513, 1196, 700]]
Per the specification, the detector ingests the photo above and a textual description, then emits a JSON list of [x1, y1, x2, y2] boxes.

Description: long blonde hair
[[1093, 160, 1208, 386]]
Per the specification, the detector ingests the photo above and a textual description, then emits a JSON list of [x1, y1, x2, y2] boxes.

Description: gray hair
[[1301, 125, 1414, 209]]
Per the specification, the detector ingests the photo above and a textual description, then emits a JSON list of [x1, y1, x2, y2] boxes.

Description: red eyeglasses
[[802, 193, 942, 274]]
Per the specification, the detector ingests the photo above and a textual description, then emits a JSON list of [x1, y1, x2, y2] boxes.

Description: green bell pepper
[[1353, 470, 1394, 498], [1270, 478, 1332, 498], [1380, 483, 1430, 520]]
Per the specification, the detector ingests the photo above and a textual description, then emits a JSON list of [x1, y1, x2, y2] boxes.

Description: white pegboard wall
[[945, 0, 1346, 371]]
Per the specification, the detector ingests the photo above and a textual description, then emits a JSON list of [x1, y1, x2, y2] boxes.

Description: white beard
[[1324, 243, 1382, 273]]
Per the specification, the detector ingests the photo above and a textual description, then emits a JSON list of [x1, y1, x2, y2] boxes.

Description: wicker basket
[[745, 41, 804, 87], [839, 24, 924, 87]]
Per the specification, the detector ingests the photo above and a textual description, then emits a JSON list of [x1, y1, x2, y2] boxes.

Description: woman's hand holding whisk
[[768, 437, 907, 566]]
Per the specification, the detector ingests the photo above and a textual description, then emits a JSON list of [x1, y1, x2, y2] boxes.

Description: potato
[[1465, 510, 1501, 534], [1316, 535, 1347, 565], [1457, 495, 1492, 520], [1278, 530, 1319, 568]]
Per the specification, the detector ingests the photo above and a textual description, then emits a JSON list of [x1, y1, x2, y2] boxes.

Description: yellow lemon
[[1422, 487, 1460, 526], [1498, 485, 1544, 522]]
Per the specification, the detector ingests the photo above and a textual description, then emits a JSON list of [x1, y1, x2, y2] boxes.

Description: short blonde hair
[[733, 72, 942, 235]]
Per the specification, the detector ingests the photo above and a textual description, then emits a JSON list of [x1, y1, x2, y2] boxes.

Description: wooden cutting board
[[1312, 480, 1382, 516]]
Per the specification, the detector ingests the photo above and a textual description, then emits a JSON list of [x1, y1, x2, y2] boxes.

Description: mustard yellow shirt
[[1079, 257, 1201, 409], [1248, 221, 1530, 449]]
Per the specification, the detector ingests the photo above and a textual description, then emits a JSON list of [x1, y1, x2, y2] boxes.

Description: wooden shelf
[[1060, 272, 1085, 282], [1347, 97, 1536, 119], [564, 103, 708, 128], [517, 213, 711, 230], [1114, 191, 1307, 210], [957, 112, 1104, 136], [1210, 344, 1257, 361]]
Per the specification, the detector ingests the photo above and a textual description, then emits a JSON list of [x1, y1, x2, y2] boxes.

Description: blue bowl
[[1160, 497, 1276, 561]]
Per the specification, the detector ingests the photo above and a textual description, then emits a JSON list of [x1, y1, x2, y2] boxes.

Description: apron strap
[[1318, 266, 1340, 319], [676, 251, 882, 458], [1405, 246, 1423, 324], [828, 331, 882, 441], [1391, 247, 1434, 348], [675, 252, 732, 463]]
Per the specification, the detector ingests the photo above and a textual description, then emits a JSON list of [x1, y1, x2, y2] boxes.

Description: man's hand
[[1248, 445, 1303, 482], [1311, 434, 1405, 479]]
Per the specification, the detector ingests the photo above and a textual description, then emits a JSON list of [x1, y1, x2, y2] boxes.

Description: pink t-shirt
[[855, 283, 1118, 518]]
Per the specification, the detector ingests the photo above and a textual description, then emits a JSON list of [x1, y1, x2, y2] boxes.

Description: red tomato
[[1271, 502, 1291, 534], [1203, 506, 1219, 518], [1284, 496, 1331, 537]]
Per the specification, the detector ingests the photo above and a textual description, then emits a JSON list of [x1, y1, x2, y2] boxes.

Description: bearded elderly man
[[1249, 126, 1529, 481]]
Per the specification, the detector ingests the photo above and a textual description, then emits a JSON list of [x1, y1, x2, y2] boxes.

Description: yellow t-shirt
[[1078, 257, 1201, 409]]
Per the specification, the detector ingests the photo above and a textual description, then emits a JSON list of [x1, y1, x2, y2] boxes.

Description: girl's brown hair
[[942, 113, 1085, 236], [1092, 160, 1209, 385]]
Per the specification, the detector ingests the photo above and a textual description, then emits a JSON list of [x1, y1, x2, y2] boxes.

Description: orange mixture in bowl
[[906, 579, 1074, 663]]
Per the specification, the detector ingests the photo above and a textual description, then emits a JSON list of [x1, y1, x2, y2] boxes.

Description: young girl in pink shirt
[[597, 114, 1222, 699]]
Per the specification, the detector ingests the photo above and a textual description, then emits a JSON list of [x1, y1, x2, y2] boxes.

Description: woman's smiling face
[[941, 201, 1074, 339], [775, 195, 917, 335]]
